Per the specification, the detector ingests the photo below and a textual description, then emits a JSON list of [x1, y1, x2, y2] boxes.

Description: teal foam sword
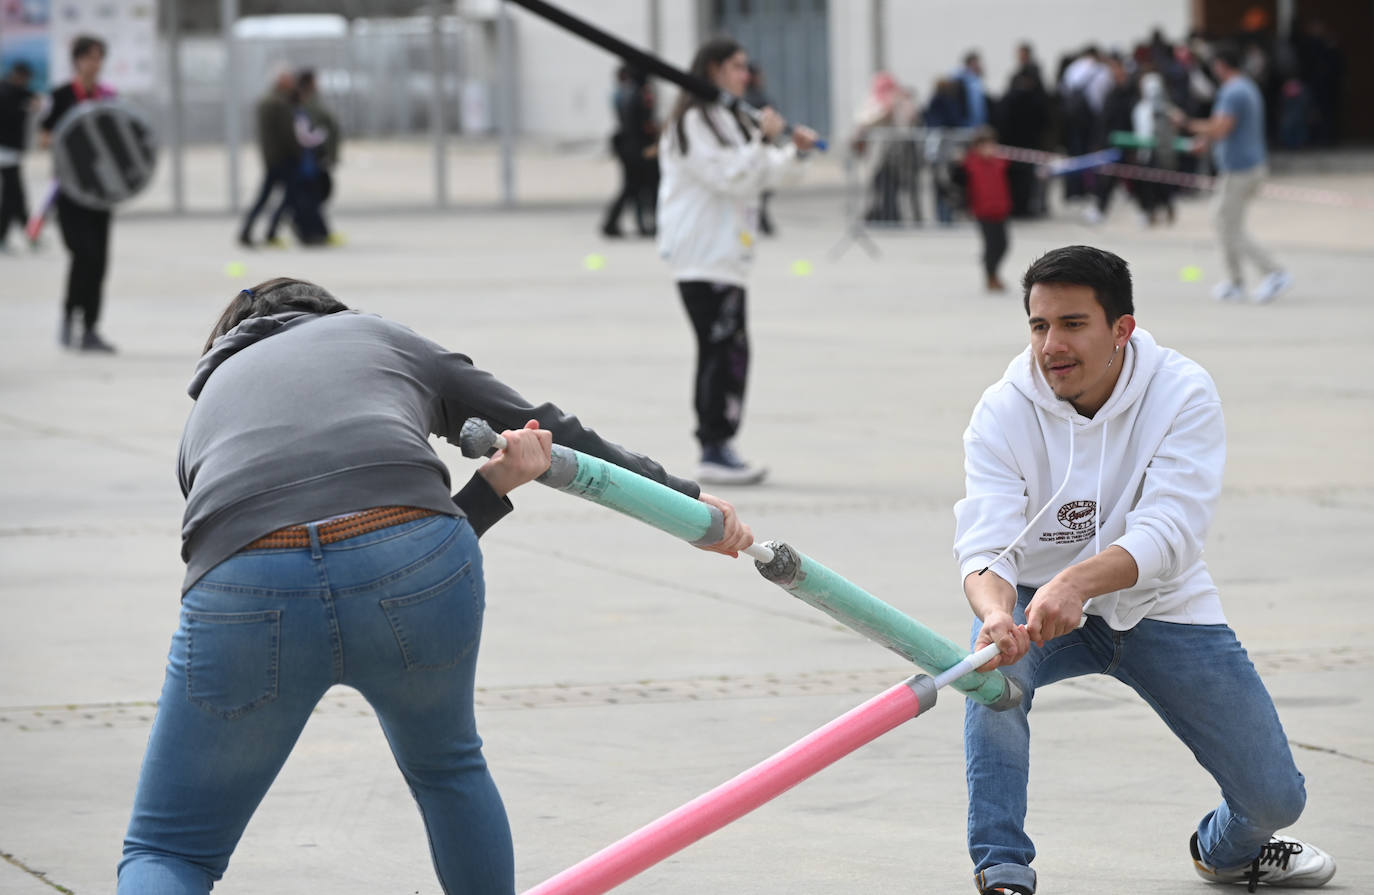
[[459, 418, 1020, 710]]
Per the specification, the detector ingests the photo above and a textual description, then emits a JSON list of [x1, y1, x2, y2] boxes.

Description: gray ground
[[1, 153, 1371, 894]]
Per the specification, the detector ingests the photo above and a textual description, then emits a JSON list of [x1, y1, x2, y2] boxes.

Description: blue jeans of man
[[964, 585, 1306, 894], [118, 515, 513, 894]]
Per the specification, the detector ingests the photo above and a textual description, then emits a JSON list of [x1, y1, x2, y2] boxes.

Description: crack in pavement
[[1, 850, 74, 893]]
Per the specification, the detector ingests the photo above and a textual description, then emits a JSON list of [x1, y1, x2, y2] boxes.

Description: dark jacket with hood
[[178, 310, 700, 593]]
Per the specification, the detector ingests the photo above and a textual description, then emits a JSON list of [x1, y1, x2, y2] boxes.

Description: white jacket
[[656, 105, 806, 286], [953, 328, 1227, 631]]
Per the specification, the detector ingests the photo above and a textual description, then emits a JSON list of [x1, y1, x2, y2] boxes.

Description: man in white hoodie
[[953, 245, 1334, 895]]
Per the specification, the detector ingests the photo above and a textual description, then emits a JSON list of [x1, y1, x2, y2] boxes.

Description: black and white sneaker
[[1191, 832, 1336, 891], [697, 441, 767, 485]]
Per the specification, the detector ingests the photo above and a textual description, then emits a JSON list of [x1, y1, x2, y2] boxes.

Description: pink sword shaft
[[522, 677, 931, 895]]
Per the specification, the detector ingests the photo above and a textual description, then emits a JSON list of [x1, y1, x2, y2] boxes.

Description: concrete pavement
[[1, 173, 1371, 893]]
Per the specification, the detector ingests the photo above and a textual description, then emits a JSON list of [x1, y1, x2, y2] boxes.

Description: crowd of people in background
[[853, 15, 1347, 229]]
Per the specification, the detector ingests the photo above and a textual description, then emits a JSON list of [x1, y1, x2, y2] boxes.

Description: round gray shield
[[51, 100, 159, 210]]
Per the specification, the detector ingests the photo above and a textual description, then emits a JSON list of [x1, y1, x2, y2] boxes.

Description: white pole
[[428, 0, 447, 208], [167, 0, 185, 213], [497, 0, 516, 206], [220, 0, 241, 212]]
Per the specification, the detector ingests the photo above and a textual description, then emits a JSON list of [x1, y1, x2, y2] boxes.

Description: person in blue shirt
[[955, 51, 989, 127], [1176, 44, 1291, 304]]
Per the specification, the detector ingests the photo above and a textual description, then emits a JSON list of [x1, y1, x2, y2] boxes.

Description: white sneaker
[[697, 441, 767, 486], [1251, 270, 1292, 304], [1212, 281, 1246, 302], [1191, 832, 1336, 890]]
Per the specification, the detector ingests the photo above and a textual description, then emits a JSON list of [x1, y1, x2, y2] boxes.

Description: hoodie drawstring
[[1094, 418, 1107, 558], [979, 420, 1076, 576]]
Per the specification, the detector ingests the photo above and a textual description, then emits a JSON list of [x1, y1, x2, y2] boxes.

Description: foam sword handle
[[458, 417, 726, 547]]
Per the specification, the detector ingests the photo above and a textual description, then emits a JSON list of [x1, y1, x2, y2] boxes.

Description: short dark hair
[[203, 277, 348, 353], [8, 60, 33, 79], [1022, 246, 1134, 322], [71, 35, 107, 63], [1212, 42, 1243, 71]]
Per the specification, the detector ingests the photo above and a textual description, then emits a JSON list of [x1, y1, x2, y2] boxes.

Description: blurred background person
[[0, 60, 37, 251], [1133, 71, 1179, 225], [1059, 45, 1110, 201], [1083, 54, 1137, 224], [272, 68, 338, 247], [852, 71, 921, 225], [953, 51, 990, 128], [656, 36, 817, 485], [601, 66, 658, 238], [956, 126, 1012, 292], [40, 35, 117, 352], [999, 43, 1050, 219], [923, 77, 965, 225], [238, 67, 300, 249], [1177, 43, 1291, 304]]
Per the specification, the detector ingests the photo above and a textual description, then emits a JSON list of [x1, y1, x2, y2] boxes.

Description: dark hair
[[297, 68, 316, 91], [1021, 246, 1134, 322], [668, 36, 752, 154], [203, 277, 347, 353], [8, 60, 32, 79], [971, 124, 998, 145], [1211, 42, 1243, 71], [71, 35, 107, 63]]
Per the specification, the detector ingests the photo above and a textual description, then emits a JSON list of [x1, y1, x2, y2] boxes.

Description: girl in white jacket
[[657, 37, 817, 484]]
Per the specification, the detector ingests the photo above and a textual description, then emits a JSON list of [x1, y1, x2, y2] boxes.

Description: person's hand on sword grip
[[477, 419, 553, 497], [1024, 575, 1088, 647], [757, 106, 785, 141], [974, 609, 1028, 671], [791, 125, 820, 152], [695, 492, 753, 558]]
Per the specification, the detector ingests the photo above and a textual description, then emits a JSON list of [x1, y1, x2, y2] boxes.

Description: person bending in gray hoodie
[[117, 277, 753, 895]]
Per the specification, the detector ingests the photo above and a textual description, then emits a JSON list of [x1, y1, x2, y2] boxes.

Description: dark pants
[[56, 193, 111, 331], [275, 166, 330, 245], [0, 165, 28, 243], [679, 281, 749, 448], [603, 148, 654, 235], [1135, 178, 1174, 218], [239, 164, 294, 242], [977, 218, 1009, 280]]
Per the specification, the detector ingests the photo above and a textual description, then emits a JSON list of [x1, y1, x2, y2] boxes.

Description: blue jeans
[[964, 586, 1305, 894], [118, 515, 513, 895]]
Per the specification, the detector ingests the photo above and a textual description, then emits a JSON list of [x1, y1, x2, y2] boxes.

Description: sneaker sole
[[696, 465, 768, 486]]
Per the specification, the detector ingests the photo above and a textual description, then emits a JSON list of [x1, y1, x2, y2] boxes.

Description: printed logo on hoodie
[[1039, 500, 1097, 545]]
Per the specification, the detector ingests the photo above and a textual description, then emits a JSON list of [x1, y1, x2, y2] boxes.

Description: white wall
[[507, 0, 653, 142]]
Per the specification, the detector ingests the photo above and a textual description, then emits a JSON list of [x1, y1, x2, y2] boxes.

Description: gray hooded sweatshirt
[[178, 310, 699, 593]]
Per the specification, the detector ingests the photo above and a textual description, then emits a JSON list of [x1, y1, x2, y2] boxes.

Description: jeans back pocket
[[184, 610, 281, 720], [379, 561, 482, 671]]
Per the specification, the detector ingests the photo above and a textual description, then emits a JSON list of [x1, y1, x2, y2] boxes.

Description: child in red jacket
[[961, 127, 1012, 292]]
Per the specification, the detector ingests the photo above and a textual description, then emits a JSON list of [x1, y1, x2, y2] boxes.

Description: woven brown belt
[[243, 506, 439, 551]]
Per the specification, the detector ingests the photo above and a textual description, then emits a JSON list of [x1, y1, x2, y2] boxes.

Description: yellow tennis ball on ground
[[224, 261, 246, 278], [583, 254, 606, 271], [790, 259, 814, 276], [1180, 265, 1202, 282]]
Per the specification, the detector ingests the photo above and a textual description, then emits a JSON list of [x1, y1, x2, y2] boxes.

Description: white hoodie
[[953, 328, 1227, 631], [657, 105, 806, 286]]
